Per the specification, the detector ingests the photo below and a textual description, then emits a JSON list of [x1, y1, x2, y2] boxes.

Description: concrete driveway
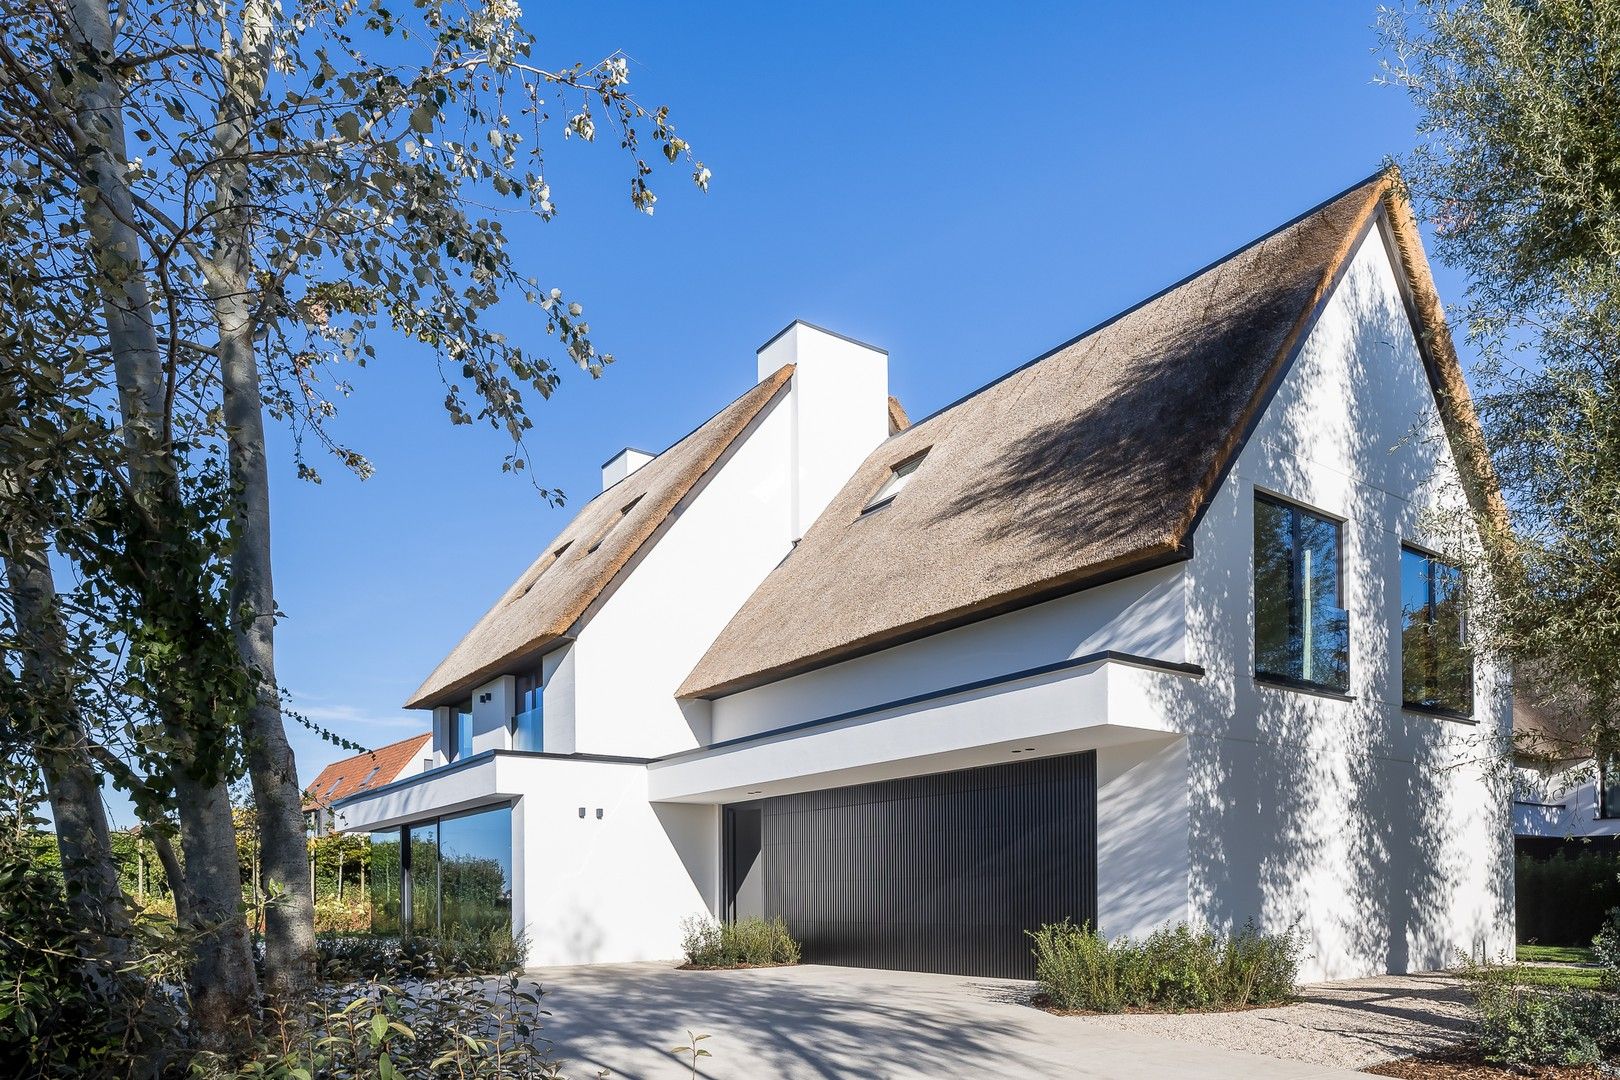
[[524, 962, 1382, 1079]]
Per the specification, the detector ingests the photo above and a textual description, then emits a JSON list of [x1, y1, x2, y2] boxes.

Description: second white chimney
[[756, 320, 889, 538], [602, 447, 655, 490]]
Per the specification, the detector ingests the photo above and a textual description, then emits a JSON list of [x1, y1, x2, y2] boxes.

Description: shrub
[[312, 896, 370, 934], [316, 922, 528, 980], [1516, 850, 1620, 946], [1594, 906, 1620, 992], [195, 974, 566, 1080], [1461, 957, 1620, 1067], [1028, 920, 1301, 1013], [679, 915, 801, 968]]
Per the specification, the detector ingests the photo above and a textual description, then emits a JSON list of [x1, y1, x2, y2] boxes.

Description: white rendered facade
[[336, 224, 1514, 978]]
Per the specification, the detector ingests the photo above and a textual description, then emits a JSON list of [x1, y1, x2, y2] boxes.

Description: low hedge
[[680, 915, 800, 968], [1461, 957, 1620, 1067], [1028, 920, 1301, 1013]]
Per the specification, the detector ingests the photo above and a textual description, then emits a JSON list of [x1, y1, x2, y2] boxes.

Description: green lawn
[[1516, 943, 1597, 965], [1513, 965, 1606, 991]]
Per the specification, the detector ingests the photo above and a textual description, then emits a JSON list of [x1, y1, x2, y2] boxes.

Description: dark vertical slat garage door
[[759, 751, 1096, 978]]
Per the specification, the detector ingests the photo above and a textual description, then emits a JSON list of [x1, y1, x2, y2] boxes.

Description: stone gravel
[[1068, 973, 1476, 1071]]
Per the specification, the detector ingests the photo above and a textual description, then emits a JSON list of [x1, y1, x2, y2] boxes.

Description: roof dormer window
[[587, 495, 643, 554], [863, 450, 929, 513]]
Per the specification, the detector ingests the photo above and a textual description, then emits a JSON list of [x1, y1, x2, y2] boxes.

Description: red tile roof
[[303, 733, 431, 809]]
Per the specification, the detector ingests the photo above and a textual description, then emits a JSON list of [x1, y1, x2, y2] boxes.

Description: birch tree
[[2, 0, 706, 1022]]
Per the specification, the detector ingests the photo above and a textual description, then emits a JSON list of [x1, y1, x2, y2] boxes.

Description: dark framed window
[[1399, 547, 1472, 717], [1254, 494, 1350, 693], [445, 699, 473, 762], [370, 804, 512, 937], [512, 669, 543, 752], [1601, 757, 1620, 820]]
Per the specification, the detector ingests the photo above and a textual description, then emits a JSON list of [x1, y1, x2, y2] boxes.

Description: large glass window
[[1601, 757, 1619, 820], [439, 806, 514, 935], [408, 822, 441, 933], [368, 830, 403, 935], [1400, 547, 1472, 715], [512, 670, 543, 752], [368, 804, 513, 937], [1255, 494, 1349, 692]]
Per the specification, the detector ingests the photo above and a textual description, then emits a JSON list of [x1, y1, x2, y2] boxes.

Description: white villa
[[333, 171, 1515, 982]]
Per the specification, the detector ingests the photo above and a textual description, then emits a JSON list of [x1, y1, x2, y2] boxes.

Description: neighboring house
[[334, 170, 1515, 982], [304, 733, 431, 836], [1512, 695, 1620, 846]]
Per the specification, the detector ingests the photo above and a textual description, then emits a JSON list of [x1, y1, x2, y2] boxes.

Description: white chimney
[[602, 447, 654, 490], [756, 321, 889, 538]]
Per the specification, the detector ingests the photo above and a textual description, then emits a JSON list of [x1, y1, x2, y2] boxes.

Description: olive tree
[[1382, 0, 1620, 758]]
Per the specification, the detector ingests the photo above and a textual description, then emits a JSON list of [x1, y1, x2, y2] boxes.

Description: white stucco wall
[[707, 562, 1187, 745], [1172, 220, 1515, 979], [335, 753, 717, 967], [569, 387, 798, 758]]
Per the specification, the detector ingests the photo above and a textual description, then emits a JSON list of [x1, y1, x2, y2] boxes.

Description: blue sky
[[129, 2, 1468, 822]]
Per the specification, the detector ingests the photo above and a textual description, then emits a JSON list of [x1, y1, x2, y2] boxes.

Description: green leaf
[[335, 113, 361, 141], [410, 105, 436, 134]]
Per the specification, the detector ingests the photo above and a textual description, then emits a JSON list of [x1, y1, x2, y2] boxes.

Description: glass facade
[[366, 804, 513, 936], [1254, 495, 1349, 691], [439, 806, 515, 934], [1399, 547, 1472, 715], [1601, 758, 1619, 820], [368, 830, 403, 936]]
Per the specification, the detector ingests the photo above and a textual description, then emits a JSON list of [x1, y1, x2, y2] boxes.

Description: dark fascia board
[[903, 167, 1392, 434], [659, 649, 1204, 765], [756, 318, 889, 356], [599, 447, 659, 470], [329, 748, 656, 811], [687, 546, 1191, 701]]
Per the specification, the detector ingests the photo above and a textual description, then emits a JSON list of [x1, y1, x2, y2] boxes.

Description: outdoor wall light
[[595, 808, 604, 820], [577, 807, 586, 818]]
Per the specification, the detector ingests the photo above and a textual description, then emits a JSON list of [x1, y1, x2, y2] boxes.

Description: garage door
[[726, 751, 1096, 979]]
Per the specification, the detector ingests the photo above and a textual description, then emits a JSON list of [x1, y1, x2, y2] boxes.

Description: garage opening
[[723, 751, 1096, 978]]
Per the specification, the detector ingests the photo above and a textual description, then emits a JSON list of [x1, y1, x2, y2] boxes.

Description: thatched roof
[[681, 170, 1502, 699], [406, 365, 796, 709]]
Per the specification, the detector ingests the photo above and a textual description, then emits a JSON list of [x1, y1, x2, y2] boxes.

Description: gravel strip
[[1063, 974, 1475, 1071]]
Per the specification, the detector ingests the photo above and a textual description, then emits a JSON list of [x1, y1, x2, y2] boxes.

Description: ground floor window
[[1602, 758, 1620, 820], [367, 803, 512, 935]]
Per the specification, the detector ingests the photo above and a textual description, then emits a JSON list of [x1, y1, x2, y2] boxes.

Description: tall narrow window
[[1400, 547, 1472, 716], [1599, 757, 1619, 820], [445, 699, 474, 762], [512, 669, 543, 752], [1254, 494, 1349, 692]]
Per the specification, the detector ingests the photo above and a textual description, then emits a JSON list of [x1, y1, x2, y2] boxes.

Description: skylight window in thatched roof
[[863, 450, 929, 514], [586, 495, 644, 554]]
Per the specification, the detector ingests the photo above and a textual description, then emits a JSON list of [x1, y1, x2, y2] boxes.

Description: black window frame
[[1601, 757, 1620, 820], [1253, 491, 1351, 696], [1398, 544, 1474, 720]]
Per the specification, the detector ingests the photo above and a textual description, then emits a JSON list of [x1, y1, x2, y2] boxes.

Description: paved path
[[1075, 973, 1474, 1070], [523, 962, 1399, 1079]]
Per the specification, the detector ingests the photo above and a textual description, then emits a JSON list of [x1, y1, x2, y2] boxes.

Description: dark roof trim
[[659, 649, 1204, 764], [599, 447, 658, 470], [330, 748, 656, 810], [685, 547, 1191, 701], [756, 318, 889, 356]]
